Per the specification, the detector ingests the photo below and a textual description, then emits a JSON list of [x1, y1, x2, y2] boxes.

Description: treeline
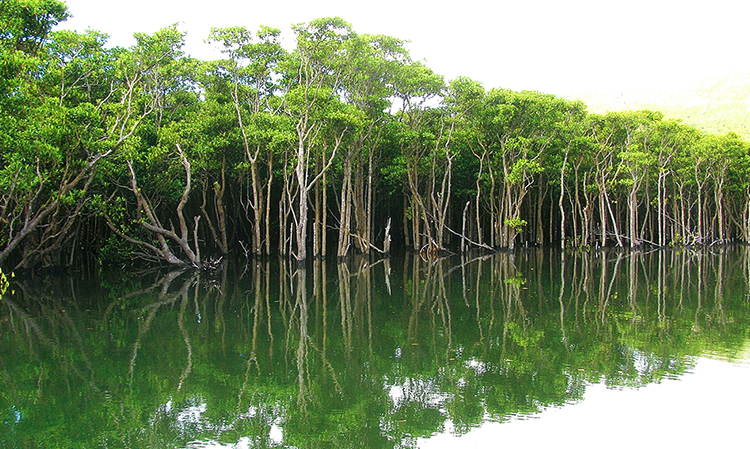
[[2, 1, 750, 269]]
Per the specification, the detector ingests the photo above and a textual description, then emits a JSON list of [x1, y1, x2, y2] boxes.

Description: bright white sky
[[57, 0, 750, 100]]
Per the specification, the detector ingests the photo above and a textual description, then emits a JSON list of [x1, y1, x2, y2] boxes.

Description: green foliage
[[98, 235, 139, 267], [0, 0, 69, 55], [507, 158, 542, 185], [505, 321, 543, 348], [0, 268, 8, 295], [3, 5, 750, 268], [504, 218, 528, 232]]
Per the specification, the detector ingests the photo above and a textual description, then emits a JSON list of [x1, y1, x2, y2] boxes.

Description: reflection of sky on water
[[187, 426, 283, 449], [162, 400, 284, 449], [177, 401, 207, 424], [386, 378, 451, 409], [4, 406, 21, 425], [419, 355, 750, 448]]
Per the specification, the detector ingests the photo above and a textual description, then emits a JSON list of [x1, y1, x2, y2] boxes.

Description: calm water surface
[[1, 248, 749, 448]]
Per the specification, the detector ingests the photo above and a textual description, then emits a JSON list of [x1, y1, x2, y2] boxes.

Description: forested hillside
[[577, 74, 750, 140], [654, 75, 750, 140], [2, 0, 750, 270]]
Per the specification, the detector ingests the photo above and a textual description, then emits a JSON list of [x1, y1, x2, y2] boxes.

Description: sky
[[56, 0, 750, 100]]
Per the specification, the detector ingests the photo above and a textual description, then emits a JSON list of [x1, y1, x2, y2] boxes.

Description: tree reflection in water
[[1, 248, 749, 448]]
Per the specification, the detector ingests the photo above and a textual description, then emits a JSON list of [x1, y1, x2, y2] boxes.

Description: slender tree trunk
[[217, 161, 228, 255], [200, 156, 228, 255], [598, 187, 607, 248], [338, 157, 353, 258], [366, 147, 375, 251], [628, 185, 639, 248], [603, 184, 623, 247], [677, 182, 687, 244], [576, 172, 587, 246], [697, 185, 704, 244], [461, 201, 469, 253], [314, 168, 322, 259], [322, 166, 328, 258], [489, 166, 497, 248], [536, 183, 546, 246], [715, 179, 726, 243], [657, 171, 665, 247], [265, 158, 273, 256], [251, 158, 264, 256], [559, 151, 568, 249], [295, 154, 309, 262], [280, 162, 292, 257], [430, 151, 453, 248], [353, 157, 368, 254], [404, 201, 411, 249], [406, 166, 430, 251], [474, 150, 485, 247]]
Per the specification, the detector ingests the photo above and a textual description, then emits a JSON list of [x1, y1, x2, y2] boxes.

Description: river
[[1, 248, 749, 448]]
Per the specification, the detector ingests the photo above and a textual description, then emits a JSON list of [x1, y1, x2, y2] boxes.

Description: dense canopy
[[2, 0, 750, 269]]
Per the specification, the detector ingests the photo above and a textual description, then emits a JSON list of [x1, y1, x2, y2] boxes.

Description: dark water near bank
[[1, 249, 749, 448]]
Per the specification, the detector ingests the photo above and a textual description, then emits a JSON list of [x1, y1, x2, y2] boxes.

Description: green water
[[1, 248, 749, 448]]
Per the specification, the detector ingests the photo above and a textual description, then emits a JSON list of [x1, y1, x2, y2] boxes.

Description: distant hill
[[568, 74, 750, 141]]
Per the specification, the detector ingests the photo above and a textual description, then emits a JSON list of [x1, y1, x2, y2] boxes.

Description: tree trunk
[[715, 179, 725, 243], [337, 157, 353, 258], [628, 185, 639, 248], [536, 183, 546, 246], [322, 166, 328, 259], [250, 157, 264, 256], [265, 158, 273, 256], [598, 187, 607, 248], [313, 169, 322, 259], [295, 140, 309, 262], [353, 157, 368, 254], [200, 156, 228, 255], [113, 146, 201, 267], [559, 152, 567, 249]]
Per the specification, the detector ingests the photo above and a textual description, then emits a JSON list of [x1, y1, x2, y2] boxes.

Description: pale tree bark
[[429, 142, 454, 248], [693, 163, 711, 244], [292, 123, 345, 262], [200, 156, 228, 255], [106, 145, 201, 267], [472, 146, 487, 247], [352, 157, 369, 254], [0, 48, 162, 268], [1, 151, 111, 268], [337, 156, 354, 257], [279, 159, 294, 257], [265, 158, 273, 255], [559, 149, 569, 249]]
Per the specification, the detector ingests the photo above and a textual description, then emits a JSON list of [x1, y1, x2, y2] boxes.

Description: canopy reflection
[[1, 248, 749, 448]]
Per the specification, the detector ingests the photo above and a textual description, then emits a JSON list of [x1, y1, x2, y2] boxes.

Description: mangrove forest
[[3, 0, 750, 270]]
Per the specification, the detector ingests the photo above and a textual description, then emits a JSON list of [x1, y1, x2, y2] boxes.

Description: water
[[1, 248, 749, 448], [420, 355, 750, 448]]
